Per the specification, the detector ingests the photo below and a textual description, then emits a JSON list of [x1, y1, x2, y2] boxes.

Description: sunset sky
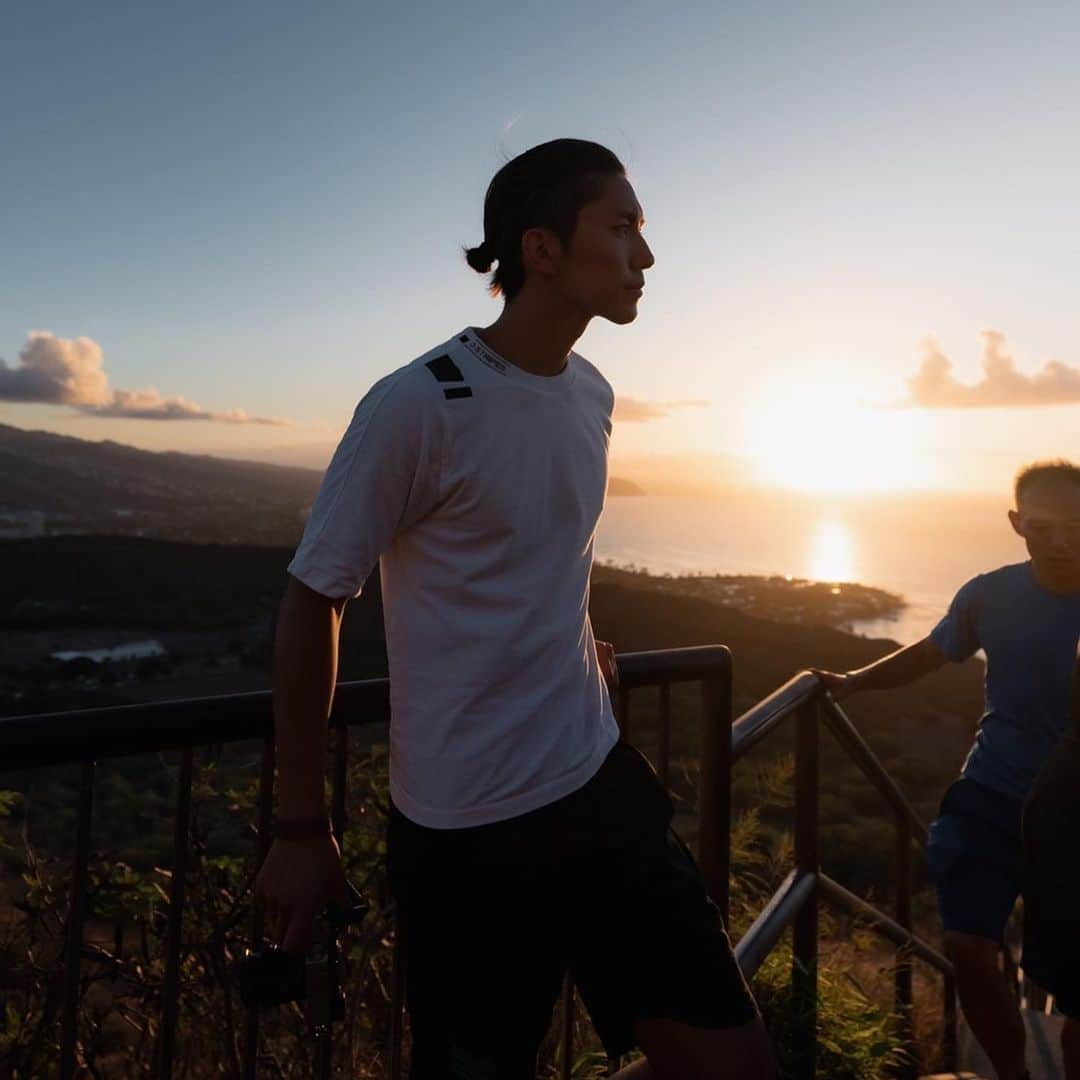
[[3, 2, 1079, 495]]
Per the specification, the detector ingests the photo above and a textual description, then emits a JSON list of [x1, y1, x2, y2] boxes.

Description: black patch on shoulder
[[459, 334, 469, 343], [425, 354, 465, 383], [443, 387, 473, 400]]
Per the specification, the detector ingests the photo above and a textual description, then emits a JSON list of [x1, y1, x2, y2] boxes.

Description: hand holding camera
[[255, 829, 348, 953], [240, 827, 369, 1016]]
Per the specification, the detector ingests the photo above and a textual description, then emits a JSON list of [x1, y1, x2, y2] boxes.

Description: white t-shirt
[[287, 327, 620, 828]]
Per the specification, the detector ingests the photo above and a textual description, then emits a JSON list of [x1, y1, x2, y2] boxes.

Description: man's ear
[[520, 226, 562, 280], [1008, 509, 1024, 537]]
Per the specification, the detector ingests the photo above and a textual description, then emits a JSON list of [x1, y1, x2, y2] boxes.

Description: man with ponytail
[[256, 139, 772, 1079]]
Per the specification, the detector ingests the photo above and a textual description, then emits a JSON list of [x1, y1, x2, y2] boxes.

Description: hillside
[[0, 424, 320, 545], [606, 476, 644, 495], [0, 423, 644, 543]]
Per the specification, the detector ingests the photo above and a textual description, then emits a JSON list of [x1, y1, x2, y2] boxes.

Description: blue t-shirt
[[930, 562, 1080, 800]]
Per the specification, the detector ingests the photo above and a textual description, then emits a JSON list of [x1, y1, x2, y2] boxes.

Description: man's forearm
[[847, 637, 945, 692], [272, 580, 346, 820]]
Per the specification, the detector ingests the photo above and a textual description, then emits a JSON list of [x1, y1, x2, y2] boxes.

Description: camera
[[237, 880, 369, 1019]]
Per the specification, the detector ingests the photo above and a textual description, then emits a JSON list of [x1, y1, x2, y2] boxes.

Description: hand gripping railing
[[730, 672, 957, 1080], [0, 645, 734, 1080]]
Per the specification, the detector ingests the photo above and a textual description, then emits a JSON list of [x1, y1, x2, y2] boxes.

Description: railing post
[[59, 760, 95, 1080], [699, 660, 733, 924], [791, 700, 819, 1080], [157, 745, 194, 1079], [244, 737, 275, 1079], [895, 815, 915, 1077], [657, 682, 672, 787], [314, 724, 350, 1080]]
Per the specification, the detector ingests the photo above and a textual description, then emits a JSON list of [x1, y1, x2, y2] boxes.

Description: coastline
[[593, 561, 905, 632]]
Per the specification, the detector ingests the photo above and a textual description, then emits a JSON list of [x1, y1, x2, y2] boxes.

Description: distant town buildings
[[0, 510, 46, 539], [50, 640, 167, 664]]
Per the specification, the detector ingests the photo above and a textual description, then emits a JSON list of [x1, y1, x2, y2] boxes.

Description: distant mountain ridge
[[0, 424, 642, 545], [0, 423, 321, 546], [0, 423, 322, 510]]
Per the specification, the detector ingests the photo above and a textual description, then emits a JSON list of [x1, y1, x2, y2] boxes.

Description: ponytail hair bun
[[465, 242, 494, 274]]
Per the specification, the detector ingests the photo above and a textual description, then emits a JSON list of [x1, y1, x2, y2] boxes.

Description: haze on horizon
[[3, 3, 1079, 497]]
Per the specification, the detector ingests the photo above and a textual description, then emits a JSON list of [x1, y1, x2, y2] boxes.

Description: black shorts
[[1022, 732, 1080, 1020], [387, 740, 758, 1078]]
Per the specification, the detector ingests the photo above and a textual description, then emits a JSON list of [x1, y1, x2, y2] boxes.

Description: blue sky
[[3, 2, 1079, 491]]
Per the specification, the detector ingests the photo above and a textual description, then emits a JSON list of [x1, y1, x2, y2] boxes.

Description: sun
[[748, 393, 912, 494]]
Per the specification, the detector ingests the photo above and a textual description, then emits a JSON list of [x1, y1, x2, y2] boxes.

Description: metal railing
[[0, 652, 955, 1077], [0, 646, 735, 1079], [2, 677, 390, 1079], [730, 672, 957, 1079]]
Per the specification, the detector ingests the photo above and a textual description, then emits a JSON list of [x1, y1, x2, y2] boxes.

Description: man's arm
[[273, 576, 348, 819], [255, 576, 350, 951], [811, 636, 948, 700], [255, 372, 440, 950]]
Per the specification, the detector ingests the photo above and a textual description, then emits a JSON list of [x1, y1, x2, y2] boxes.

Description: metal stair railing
[[730, 671, 957, 1079]]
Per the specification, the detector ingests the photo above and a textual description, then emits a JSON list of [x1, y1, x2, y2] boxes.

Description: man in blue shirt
[[814, 460, 1080, 1080]]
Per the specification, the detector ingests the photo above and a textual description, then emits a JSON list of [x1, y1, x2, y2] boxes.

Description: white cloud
[[0, 331, 109, 405], [80, 388, 289, 425], [614, 397, 709, 422], [903, 330, 1080, 409], [0, 331, 290, 425]]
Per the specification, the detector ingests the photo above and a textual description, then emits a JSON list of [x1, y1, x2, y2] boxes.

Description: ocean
[[594, 490, 1023, 643]]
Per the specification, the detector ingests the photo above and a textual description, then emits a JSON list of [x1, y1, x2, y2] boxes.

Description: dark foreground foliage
[[1, 742, 948, 1078]]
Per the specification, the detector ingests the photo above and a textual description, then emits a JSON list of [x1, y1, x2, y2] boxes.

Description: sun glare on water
[[808, 519, 857, 584]]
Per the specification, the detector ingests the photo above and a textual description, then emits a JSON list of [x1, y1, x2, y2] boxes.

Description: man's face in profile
[[1009, 479, 1080, 579], [553, 175, 654, 326]]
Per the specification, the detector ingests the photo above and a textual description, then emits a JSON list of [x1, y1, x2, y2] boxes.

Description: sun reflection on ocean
[[808, 519, 857, 583]]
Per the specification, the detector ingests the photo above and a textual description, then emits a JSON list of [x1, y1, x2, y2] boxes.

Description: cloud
[[614, 397, 709, 422], [0, 331, 291, 425], [902, 330, 1080, 409], [77, 389, 290, 425], [0, 332, 110, 405]]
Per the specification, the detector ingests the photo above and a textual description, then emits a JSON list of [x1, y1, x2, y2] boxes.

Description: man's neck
[[1030, 560, 1080, 596], [476, 294, 590, 378]]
